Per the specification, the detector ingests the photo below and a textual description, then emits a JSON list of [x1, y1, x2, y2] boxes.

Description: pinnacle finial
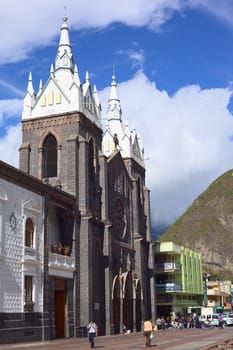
[[86, 71, 90, 82], [62, 5, 68, 22], [27, 72, 35, 95]]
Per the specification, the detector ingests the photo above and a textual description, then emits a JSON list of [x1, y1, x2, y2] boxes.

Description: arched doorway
[[112, 276, 120, 334], [122, 272, 133, 332], [135, 279, 142, 331]]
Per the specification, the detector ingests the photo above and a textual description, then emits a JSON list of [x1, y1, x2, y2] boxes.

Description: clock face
[[112, 198, 126, 239]]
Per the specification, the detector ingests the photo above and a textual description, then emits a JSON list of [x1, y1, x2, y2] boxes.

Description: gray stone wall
[[0, 312, 42, 344]]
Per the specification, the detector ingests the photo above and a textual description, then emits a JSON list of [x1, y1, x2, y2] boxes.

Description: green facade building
[[154, 241, 203, 318]]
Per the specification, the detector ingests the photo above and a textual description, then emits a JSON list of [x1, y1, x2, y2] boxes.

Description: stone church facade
[[0, 15, 154, 343]]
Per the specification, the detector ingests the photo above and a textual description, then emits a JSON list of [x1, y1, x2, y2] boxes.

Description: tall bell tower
[[19, 15, 102, 210], [19, 15, 106, 332]]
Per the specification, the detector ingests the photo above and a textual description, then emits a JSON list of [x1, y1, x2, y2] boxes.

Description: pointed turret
[[55, 15, 74, 72], [102, 73, 145, 167], [73, 64, 80, 86], [50, 64, 54, 77], [82, 71, 91, 96], [85, 71, 90, 83], [38, 79, 43, 95], [93, 84, 101, 120], [93, 85, 100, 107], [22, 72, 36, 119], [27, 72, 35, 96], [109, 74, 119, 101]]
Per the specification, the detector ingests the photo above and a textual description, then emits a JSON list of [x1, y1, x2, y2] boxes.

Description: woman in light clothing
[[86, 320, 98, 348]]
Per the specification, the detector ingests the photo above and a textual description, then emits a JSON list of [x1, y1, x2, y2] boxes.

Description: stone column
[[78, 139, 88, 211], [132, 179, 139, 234], [19, 142, 31, 174], [38, 147, 43, 179]]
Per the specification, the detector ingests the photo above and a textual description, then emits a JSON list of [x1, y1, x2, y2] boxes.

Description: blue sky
[[1, 0, 233, 230]]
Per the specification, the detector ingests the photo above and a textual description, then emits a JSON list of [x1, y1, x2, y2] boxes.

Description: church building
[[0, 15, 154, 343]]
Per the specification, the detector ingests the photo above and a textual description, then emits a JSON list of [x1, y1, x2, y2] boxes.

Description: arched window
[[43, 134, 57, 178], [25, 218, 34, 247]]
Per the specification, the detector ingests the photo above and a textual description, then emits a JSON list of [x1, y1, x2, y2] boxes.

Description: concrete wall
[[0, 178, 44, 313]]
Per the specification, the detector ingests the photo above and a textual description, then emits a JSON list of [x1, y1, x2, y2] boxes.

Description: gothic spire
[[55, 14, 74, 72], [107, 74, 122, 121], [109, 74, 119, 102]]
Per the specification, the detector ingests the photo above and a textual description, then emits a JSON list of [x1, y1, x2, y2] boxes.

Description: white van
[[200, 314, 233, 327], [200, 314, 219, 327]]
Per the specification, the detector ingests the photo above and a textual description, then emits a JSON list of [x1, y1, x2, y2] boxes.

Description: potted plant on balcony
[[51, 241, 58, 253], [57, 241, 63, 254], [63, 245, 71, 256]]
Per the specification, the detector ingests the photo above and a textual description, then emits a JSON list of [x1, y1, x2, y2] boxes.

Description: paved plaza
[[0, 327, 233, 350]]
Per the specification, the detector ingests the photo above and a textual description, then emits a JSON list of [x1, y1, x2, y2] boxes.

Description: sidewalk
[[0, 327, 233, 350]]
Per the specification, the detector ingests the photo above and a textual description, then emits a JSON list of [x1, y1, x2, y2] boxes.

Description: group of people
[[142, 313, 204, 347], [87, 313, 224, 348], [156, 314, 201, 329]]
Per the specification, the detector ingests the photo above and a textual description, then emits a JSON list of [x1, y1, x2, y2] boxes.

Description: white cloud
[[0, 99, 22, 126], [0, 0, 196, 64], [1, 1, 233, 65], [0, 99, 22, 166], [187, 0, 233, 27], [116, 49, 145, 69], [0, 123, 21, 167], [100, 71, 233, 226]]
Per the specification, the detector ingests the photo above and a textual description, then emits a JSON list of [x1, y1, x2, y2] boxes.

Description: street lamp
[[203, 274, 211, 307]]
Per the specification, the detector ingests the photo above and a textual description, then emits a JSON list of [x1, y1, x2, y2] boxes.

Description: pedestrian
[[86, 320, 98, 348], [157, 317, 161, 330], [123, 324, 127, 333], [218, 314, 223, 329], [161, 316, 166, 331], [143, 319, 153, 347]]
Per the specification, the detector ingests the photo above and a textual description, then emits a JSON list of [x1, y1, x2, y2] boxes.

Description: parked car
[[223, 314, 233, 326]]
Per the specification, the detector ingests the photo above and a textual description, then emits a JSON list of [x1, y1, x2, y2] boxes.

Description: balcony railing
[[24, 246, 36, 261], [48, 252, 75, 278], [155, 262, 181, 272], [156, 283, 182, 291]]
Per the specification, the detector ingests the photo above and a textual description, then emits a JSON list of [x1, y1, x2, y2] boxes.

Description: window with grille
[[24, 276, 33, 303], [24, 275, 34, 312]]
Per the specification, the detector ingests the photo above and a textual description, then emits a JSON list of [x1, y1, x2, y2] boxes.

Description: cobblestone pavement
[[0, 327, 233, 350]]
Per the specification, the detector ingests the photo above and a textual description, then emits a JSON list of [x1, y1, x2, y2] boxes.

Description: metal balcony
[[156, 283, 182, 291]]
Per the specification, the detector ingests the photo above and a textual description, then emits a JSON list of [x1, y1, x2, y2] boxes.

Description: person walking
[[143, 320, 153, 347], [87, 320, 98, 348], [218, 314, 224, 329]]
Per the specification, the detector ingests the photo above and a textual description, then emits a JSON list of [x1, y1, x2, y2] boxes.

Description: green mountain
[[158, 169, 233, 281]]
